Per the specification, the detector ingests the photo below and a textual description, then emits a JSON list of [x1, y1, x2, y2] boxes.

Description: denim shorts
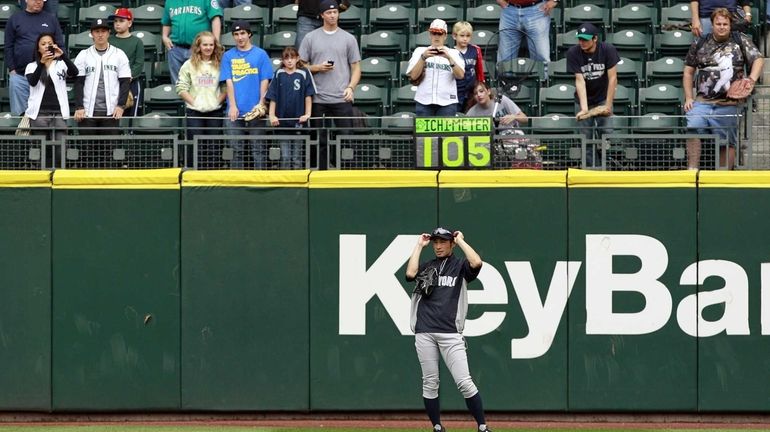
[[685, 102, 739, 145]]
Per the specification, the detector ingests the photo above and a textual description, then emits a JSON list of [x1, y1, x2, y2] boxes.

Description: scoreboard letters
[[414, 117, 494, 169]]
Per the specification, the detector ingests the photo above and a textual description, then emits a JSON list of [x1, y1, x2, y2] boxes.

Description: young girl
[[265, 46, 316, 169], [25, 32, 78, 165], [466, 81, 528, 129], [176, 31, 226, 140]]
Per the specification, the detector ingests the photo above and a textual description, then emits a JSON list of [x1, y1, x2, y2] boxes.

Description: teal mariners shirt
[[162, 0, 223, 46]]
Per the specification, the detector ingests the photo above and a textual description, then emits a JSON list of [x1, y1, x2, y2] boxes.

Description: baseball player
[[405, 227, 492, 432]]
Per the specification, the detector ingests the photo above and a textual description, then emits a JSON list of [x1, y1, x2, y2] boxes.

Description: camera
[[47, 46, 55, 55], [328, 60, 334, 66]]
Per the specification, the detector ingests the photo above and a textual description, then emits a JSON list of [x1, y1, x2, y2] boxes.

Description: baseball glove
[[727, 78, 754, 100], [243, 103, 267, 121], [576, 105, 611, 121]]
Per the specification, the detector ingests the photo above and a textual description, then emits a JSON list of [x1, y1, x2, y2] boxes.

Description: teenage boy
[[453, 21, 485, 112], [109, 8, 144, 117]]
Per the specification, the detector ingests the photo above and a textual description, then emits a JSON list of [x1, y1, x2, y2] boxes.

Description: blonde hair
[[190, 31, 224, 70], [452, 21, 473, 35]]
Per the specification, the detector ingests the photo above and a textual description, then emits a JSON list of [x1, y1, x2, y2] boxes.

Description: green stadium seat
[[638, 84, 683, 115], [338, 4, 365, 33], [563, 5, 610, 31], [57, 4, 76, 34], [151, 60, 171, 86], [144, 83, 183, 116], [563, 0, 610, 8], [353, 84, 387, 117], [263, 31, 296, 58], [381, 111, 414, 129], [0, 112, 19, 132], [0, 88, 10, 113], [78, 4, 116, 32], [360, 57, 395, 88], [417, 4, 462, 27], [0, 3, 19, 27], [390, 84, 417, 114], [465, 4, 501, 33], [134, 30, 161, 62], [410, 31, 455, 51], [68, 30, 93, 58], [633, 112, 681, 133], [496, 57, 545, 90], [270, 57, 282, 73], [661, 3, 692, 27], [223, 4, 267, 28], [531, 113, 579, 134], [554, 30, 579, 59], [540, 84, 576, 116], [611, 4, 658, 34], [130, 4, 164, 34], [507, 85, 538, 117], [612, 84, 636, 116], [646, 57, 685, 87], [615, 57, 642, 89], [471, 29, 497, 62], [361, 30, 407, 58], [272, 3, 299, 32], [368, 4, 414, 32], [606, 29, 652, 62], [654, 30, 694, 58], [132, 112, 181, 136]]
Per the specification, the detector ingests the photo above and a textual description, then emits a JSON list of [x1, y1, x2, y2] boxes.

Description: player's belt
[[508, 0, 543, 7]]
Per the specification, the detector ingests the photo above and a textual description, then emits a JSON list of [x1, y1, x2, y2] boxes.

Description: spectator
[[566, 23, 619, 140], [162, 0, 223, 85], [176, 31, 226, 140], [6, 0, 64, 116], [495, 0, 556, 64], [299, 0, 360, 169], [109, 8, 144, 117], [266, 46, 316, 169], [684, 8, 763, 169], [18, 0, 57, 14], [691, 0, 752, 38], [453, 21, 485, 112], [73, 19, 132, 136], [295, 0, 351, 51], [24, 32, 77, 146], [406, 19, 464, 116], [466, 81, 528, 128], [220, 20, 272, 169]]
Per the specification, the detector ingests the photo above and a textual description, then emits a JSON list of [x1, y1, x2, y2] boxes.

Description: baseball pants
[[415, 332, 479, 399]]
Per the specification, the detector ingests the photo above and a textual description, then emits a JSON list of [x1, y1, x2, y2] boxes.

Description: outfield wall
[[1, 169, 770, 412]]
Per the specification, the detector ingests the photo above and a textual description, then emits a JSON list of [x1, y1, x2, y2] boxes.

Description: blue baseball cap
[[576, 23, 600, 40]]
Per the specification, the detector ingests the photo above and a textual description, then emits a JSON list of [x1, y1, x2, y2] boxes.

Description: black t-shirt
[[406, 253, 482, 334], [566, 41, 620, 107]]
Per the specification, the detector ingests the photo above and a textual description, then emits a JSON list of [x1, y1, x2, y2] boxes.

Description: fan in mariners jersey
[[405, 227, 492, 432]]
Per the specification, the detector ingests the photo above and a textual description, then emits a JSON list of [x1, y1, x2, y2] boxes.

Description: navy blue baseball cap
[[319, 0, 339, 12], [430, 227, 454, 241], [576, 23, 600, 40]]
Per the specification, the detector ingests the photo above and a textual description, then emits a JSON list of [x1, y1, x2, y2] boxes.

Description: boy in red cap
[[109, 8, 144, 116]]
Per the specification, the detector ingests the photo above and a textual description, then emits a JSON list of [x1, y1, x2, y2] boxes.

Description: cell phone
[[328, 60, 335, 66], [47, 46, 55, 54]]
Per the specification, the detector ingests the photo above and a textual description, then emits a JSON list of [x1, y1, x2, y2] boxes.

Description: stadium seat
[[546, 58, 573, 87], [633, 112, 681, 133], [359, 57, 395, 89], [58, 4, 76, 34], [615, 57, 642, 89], [134, 30, 161, 62], [0, 3, 19, 28], [540, 84, 577, 116], [144, 84, 184, 116], [272, 3, 299, 33], [353, 84, 387, 117], [0, 89, 10, 113], [390, 84, 417, 114], [612, 84, 636, 116], [132, 112, 181, 135], [563, 0, 610, 8], [611, 4, 657, 34], [422, 0, 465, 7], [360, 30, 407, 58], [371, 0, 417, 7], [646, 57, 685, 87], [563, 5, 610, 31], [368, 4, 414, 32], [0, 112, 19, 132], [150, 60, 171, 87], [531, 113, 579, 134], [465, 4, 501, 33], [606, 29, 652, 62], [638, 84, 683, 115], [130, 3, 163, 33], [410, 31, 455, 51], [496, 57, 545, 90], [68, 30, 94, 58], [471, 29, 497, 62], [661, 3, 692, 27], [554, 30, 579, 59], [381, 112, 415, 130], [223, 4, 267, 29], [417, 4, 462, 27], [507, 85, 539, 117], [263, 31, 297, 58], [270, 57, 282, 72], [78, 4, 116, 32], [654, 30, 694, 58], [338, 4, 365, 33]]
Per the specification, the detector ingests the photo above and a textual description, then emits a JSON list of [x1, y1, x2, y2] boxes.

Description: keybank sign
[[339, 234, 770, 359]]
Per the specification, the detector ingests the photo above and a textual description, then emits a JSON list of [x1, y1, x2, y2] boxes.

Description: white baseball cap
[[429, 19, 448, 34]]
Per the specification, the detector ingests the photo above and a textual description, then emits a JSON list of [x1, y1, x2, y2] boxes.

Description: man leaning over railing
[[683, 7, 763, 170]]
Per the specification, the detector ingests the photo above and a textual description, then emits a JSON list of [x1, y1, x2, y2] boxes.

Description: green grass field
[[0, 427, 767, 432]]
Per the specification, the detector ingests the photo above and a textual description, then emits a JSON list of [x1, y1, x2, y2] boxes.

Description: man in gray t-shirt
[[298, 0, 361, 169]]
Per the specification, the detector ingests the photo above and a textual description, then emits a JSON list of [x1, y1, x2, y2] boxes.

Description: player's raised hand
[[453, 231, 464, 242], [418, 233, 431, 247]]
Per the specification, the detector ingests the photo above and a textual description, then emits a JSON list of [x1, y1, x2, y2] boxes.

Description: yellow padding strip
[[699, 171, 770, 187], [309, 170, 437, 188], [183, 170, 310, 187], [568, 169, 697, 187], [439, 169, 566, 187], [53, 168, 181, 188], [0, 170, 51, 187]]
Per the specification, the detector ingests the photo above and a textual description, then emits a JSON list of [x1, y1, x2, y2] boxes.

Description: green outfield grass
[[0, 427, 768, 432]]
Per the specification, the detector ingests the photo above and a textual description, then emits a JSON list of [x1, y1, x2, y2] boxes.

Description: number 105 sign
[[414, 117, 493, 169]]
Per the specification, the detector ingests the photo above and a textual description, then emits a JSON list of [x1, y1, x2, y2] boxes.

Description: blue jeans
[[218, 0, 251, 7], [700, 17, 712, 36], [225, 118, 266, 169], [9, 72, 30, 116], [686, 102, 739, 145], [415, 102, 457, 117], [296, 16, 322, 50], [498, 3, 551, 64], [167, 46, 191, 86]]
